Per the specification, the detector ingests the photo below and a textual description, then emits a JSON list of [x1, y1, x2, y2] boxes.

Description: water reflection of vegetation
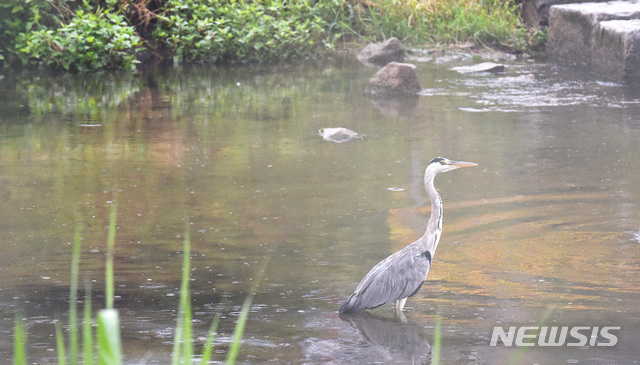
[[18, 72, 143, 118], [13, 62, 361, 121]]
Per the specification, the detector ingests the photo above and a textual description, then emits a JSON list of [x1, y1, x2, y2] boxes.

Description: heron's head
[[427, 157, 477, 174]]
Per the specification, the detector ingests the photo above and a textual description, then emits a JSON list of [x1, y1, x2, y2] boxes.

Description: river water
[[1, 55, 640, 364]]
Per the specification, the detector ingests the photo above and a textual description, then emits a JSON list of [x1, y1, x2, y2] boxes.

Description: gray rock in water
[[364, 62, 421, 98], [318, 127, 363, 143], [357, 37, 406, 67], [450, 62, 505, 74]]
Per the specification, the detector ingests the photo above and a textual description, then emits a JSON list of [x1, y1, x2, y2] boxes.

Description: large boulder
[[357, 37, 406, 67], [364, 62, 421, 98]]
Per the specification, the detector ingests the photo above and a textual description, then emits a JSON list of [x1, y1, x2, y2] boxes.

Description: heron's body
[[339, 157, 476, 314]]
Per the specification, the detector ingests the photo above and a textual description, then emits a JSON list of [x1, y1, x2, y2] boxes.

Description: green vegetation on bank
[[0, 0, 538, 71]]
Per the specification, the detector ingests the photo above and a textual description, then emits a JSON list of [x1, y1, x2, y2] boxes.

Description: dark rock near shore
[[136, 49, 161, 65], [357, 37, 407, 67], [364, 62, 421, 98]]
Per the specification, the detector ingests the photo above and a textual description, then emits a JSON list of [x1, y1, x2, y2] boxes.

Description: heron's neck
[[419, 174, 443, 254]]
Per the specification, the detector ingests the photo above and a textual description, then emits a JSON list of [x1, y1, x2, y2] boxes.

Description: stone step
[[547, 0, 640, 83], [591, 19, 640, 82]]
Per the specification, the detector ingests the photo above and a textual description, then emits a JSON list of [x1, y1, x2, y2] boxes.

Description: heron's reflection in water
[[339, 311, 432, 364]]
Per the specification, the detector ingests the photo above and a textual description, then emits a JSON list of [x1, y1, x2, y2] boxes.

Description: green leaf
[[96, 309, 122, 365]]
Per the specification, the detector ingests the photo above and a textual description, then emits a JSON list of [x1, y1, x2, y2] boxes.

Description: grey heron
[[339, 157, 477, 314]]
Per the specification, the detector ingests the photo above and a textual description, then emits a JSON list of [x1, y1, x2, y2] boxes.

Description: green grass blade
[[171, 323, 183, 365], [55, 320, 67, 365], [83, 283, 94, 365], [96, 309, 122, 365], [225, 294, 253, 365], [69, 223, 83, 365], [172, 224, 193, 365], [432, 315, 442, 365], [105, 202, 118, 310], [199, 312, 222, 364], [225, 257, 270, 364], [13, 312, 27, 365], [180, 226, 193, 361], [181, 301, 193, 362]]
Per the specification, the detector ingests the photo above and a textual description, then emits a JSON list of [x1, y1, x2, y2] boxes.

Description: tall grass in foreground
[[13, 205, 262, 364], [69, 223, 82, 365], [13, 312, 26, 365], [54, 205, 122, 365], [432, 315, 442, 365], [172, 223, 269, 364], [225, 257, 269, 364], [171, 225, 194, 364], [82, 284, 93, 365], [105, 202, 117, 310]]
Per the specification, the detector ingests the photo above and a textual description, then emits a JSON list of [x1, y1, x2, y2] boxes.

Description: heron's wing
[[340, 250, 431, 313]]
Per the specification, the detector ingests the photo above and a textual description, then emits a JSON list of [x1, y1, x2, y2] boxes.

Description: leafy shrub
[[16, 6, 142, 71], [0, 0, 53, 65], [154, 0, 342, 64], [4, 0, 536, 69]]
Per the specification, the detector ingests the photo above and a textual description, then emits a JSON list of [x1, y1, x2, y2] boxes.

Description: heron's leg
[[394, 297, 407, 311]]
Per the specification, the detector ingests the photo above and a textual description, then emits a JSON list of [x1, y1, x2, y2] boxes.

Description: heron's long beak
[[449, 160, 478, 168]]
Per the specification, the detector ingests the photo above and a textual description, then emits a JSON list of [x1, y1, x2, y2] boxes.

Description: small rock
[[450, 62, 505, 74], [357, 37, 407, 67], [318, 127, 363, 143], [364, 62, 421, 98]]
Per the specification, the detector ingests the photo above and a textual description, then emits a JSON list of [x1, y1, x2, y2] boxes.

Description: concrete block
[[591, 19, 640, 82], [547, 1, 640, 64]]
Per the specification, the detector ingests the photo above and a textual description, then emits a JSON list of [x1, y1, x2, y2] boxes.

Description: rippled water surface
[[1, 57, 640, 364]]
